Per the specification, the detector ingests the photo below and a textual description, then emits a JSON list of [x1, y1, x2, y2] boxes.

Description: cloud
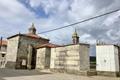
[[0, 0, 120, 56], [103, 11, 120, 26], [0, 0, 34, 36], [0, 0, 119, 42], [0, 0, 35, 20]]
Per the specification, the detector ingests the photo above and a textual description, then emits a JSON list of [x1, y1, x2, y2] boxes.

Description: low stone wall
[[97, 71, 120, 77], [50, 44, 90, 71], [5, 61, 16, 69], [50, 68, 97, 76]]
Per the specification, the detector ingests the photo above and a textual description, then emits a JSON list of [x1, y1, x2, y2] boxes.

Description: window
[[1, 54, 5, 57]]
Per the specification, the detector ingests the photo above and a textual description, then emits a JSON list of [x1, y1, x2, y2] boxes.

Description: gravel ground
[[0, 69, 120, 80], [3, 73, 120, 80]]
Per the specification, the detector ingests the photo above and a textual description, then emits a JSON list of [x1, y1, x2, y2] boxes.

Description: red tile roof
[[0, 40, 7, 46], [7, 33, 49, 41], [26, 34, 44, 39], [36, 43, 60, 49]]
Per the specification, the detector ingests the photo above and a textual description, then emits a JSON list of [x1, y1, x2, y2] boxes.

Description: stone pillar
[[27, 45, 33, 69]]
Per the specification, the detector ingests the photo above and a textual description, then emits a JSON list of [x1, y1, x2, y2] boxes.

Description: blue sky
[[0, 0, 120, 56]]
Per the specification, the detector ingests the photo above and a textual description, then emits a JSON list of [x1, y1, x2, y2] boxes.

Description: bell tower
[[28, 23, 36, 35], [72, 29, 79, 44]]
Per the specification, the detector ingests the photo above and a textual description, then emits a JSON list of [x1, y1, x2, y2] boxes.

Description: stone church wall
[[15, 36, 49, 69], [6, 36, 20, 68], [6, 35, 49, 69]]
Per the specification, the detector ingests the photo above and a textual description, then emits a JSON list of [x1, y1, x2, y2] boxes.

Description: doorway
[[31, 48, 37, 69]]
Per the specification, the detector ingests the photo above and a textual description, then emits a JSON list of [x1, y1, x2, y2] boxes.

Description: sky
[[0, 0, 120, 56]]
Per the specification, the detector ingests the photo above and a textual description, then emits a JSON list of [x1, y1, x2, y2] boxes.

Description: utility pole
[[0, 37, 2, 51]]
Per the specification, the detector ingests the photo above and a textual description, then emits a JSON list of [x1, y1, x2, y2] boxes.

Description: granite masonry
[[36, 29, 90, 75], [50, 44, 90, 74], [6, 24, 49, 69]]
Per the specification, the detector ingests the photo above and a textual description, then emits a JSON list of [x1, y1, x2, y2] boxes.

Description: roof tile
[[36, 43, 60, 48], [0, 40, 7, 46]]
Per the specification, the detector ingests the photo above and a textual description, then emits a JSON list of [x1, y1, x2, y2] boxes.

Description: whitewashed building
[[96, 44, 120, 76], [0, 40, 7, 68]]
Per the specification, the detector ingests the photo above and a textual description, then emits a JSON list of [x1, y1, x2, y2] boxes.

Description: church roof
[[26, 33, 47, 39], [36, 42, 89, 49], [36, 43, 60, 49], [0, 40, 7, 46], [7, 33, 49, 41], [7, 23, 49, 41]]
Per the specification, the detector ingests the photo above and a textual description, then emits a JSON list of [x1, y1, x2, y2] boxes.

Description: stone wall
[[36, 48, 46, 69], [15, 36, 49, 69], [45, 48, 51, 68], [79, 44, 90, 70], [6, 36, 20, 68], [6, 35, 49, 69], [50, 44, 90, 72], [36, 47, 51, 69]]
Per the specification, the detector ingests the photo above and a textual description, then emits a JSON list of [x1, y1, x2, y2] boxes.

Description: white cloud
[[80, 34, 91, 40], [103, 11, 120, 26], [19, 0, 120, 44], [29, 0, 41, 7], [0, 0, 120, 45], [28, 0, 96, 21], [0, 0, 35, 20], [106, 29, 120, 41], [0, 0, 37, 37], [0, 0, 120, 56], [69, 0, 95, 20]]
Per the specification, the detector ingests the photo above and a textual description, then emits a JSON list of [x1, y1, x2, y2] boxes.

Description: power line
[[38, 8, 120, 34]]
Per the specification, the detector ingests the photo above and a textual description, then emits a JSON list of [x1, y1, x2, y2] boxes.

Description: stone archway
[[31, 48, 37, 69]]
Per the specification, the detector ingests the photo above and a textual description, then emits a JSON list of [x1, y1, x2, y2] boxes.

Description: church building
[[3, 23, 120, 77], [5, 24, 90, 75], [6, 23, 49, 69]]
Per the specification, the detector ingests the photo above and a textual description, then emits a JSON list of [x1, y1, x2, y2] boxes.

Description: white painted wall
[[96, 45, 119, 72]]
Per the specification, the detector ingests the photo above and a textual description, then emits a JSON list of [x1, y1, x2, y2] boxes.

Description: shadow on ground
[[0, 69, 52, 78]]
